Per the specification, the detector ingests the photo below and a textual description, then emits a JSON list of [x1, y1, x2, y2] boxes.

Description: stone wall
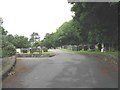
[[1, 56, 16, 79]]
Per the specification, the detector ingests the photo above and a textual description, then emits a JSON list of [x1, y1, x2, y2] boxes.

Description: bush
[[1, 36, 16, 57], [2, 42, 16, 57]]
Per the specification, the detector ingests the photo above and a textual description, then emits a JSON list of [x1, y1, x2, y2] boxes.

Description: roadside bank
[[1, 56, 16, 80], [16, 51, 55, 58], [60, 48, 118, 71]]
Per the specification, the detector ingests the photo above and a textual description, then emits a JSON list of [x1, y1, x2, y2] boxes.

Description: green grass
[[59, 48, 76, 52], [59, 48, 119, 58], [17, 51, 54, 55], [42, 51, 54, 55]]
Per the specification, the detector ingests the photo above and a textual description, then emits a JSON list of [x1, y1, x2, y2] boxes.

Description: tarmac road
[[2, 49, 118, 88]]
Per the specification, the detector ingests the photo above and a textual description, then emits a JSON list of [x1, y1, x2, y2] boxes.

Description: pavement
[[2, 49, 118, 88]]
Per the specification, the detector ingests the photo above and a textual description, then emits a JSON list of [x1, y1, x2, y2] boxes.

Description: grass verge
[[59, 48, 119, 58], [17, 51, 54, 56]]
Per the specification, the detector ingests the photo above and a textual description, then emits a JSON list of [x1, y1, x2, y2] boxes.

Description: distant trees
[[5, 34, 30, 48], [0, 18, 16, 57], [32, 41, 41, 48], [41, 2, 118, 51], [71, 2, 118, 51], [2, 3, 116, 52], [14, 35, 31, 48], [0, 18, 3, 26], [2, 35, 16, 57], [42, 33, 56, 49], [41, 20, 80, 48], [0, 18, 31, 57], [30, 32, 40, 44]]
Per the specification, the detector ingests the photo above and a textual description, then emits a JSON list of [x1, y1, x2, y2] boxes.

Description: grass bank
[[59, 48, 119, 58], [16, 50, 55, 57], [42, 51, 54, 56], [17, 51, 54, 55]]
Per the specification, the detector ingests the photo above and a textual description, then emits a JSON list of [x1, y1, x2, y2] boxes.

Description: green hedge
[[2, 44, 16, 57], [0, 36, 16, 58]]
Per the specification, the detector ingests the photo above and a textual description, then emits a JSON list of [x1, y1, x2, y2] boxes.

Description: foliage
[[42, 2, 118, 51], [42, 20, 81, 48], [6, 35, 31, 48], [32, 41, 40, 48], [0, 35, 16, 57], [71, 2, 118, 49], [0, 21, 16, 57], [30, 32, 40, 44], [0, 26, 8, 35], [0, 18, 31, 57]]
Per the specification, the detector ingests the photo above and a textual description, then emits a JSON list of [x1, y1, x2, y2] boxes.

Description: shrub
[[1, 36, 16, 57], [2, 42, 16, 57]]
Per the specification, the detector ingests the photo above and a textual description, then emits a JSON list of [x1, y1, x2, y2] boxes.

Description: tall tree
[[14, 35, 30, 48], [71, 2, 118, 50]]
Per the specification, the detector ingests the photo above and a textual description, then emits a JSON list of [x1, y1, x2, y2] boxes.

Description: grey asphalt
[[2, 49, 118, 88]]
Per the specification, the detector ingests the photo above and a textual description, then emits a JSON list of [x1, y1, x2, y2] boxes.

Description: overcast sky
[[0, 0, 73, 40]]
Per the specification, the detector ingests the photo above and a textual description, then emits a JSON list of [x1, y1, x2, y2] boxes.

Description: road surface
[[2, 49, 118, 88]]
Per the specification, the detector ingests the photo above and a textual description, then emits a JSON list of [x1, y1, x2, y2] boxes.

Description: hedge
[[0, 36, 16, 58]]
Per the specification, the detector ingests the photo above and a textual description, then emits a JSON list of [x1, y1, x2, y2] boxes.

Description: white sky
[[0, 0, 73, 40]]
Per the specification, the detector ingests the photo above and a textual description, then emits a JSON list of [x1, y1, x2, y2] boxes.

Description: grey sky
[[0, 0, 73, 40]]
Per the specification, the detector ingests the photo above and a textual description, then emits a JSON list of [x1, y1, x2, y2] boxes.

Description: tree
[[0, 18, 16, 57], [30, 32, 40, 43], [41, 2, 118, 51], [42, 20, 81, 48], [14, 35, 30, 48], [71, 2, 118, 51], [6, 34, 15, 44], [0, 26, 8, 35], [32, 41, 41, 48], [2, 35, 16, 57], [0, 17, 3, 26]]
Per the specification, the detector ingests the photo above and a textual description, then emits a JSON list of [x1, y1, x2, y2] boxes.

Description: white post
[[101, 43, 104, 52]]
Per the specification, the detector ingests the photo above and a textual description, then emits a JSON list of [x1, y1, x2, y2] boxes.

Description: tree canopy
[[41, 2, 118, 51]]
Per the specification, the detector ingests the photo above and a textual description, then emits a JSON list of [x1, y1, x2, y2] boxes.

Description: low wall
[[1, 56, 16, 79]]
